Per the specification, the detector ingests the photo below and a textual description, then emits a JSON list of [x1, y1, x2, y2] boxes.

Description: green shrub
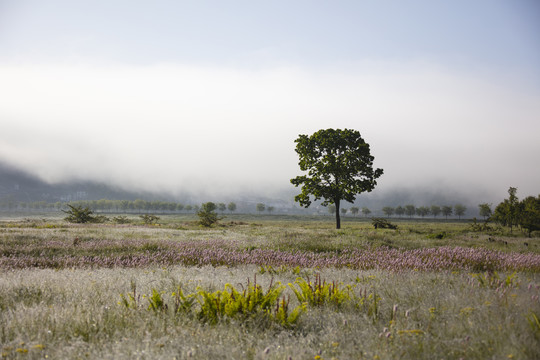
[[198, 202, 222, 227], [112, 215, 131, 224], [62, 204, 108, 223], [371, 218, 397, 229], [118, 277, 304, 328], [289, 274, 353, 309], [139, 214, 160, 225]]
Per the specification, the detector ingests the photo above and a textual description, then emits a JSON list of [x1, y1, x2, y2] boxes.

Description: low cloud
[[0, 61, 539, 201]]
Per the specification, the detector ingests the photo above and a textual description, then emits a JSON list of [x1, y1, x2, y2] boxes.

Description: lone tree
[[290, 128, 383, 229], [63, 204, 107, 223], [198, 202, 220, 227]]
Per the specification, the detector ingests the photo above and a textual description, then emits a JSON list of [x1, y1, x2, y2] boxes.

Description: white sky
[[1, 0, 539, 201]]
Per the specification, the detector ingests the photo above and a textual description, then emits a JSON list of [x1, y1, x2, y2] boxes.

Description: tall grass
[[1, 266, 539, 359], [1, 216, 539, 358]]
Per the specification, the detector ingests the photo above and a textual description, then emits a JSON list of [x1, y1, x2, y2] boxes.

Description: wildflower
[[392, 304, 399, 319]]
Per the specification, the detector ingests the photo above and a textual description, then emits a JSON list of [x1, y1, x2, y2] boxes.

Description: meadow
[[1, 213, 539, 359]]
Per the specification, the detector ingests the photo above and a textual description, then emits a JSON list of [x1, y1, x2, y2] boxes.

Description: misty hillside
[[1, 161, 498, 217], [0, 162, 152, 203]]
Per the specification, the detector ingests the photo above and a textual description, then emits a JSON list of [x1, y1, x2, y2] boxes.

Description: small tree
[[63, 204, 107, 223], [395, 206, 405, 218], [256, 203, 265, 213], [442, 205, 453, 219], [454, 204, 466, 219], [328, 204, 336, 215], [198, 202, 220, 227], [519, 195, 540, 237], [405, 205, 416, 218], [350, 206, 359, 216], [362, 207, 371, 217], [382, 206, 394, 218], [493, 187, 520, 232], [478, 203, 492, 220], [217, 203, 227, 213], [430, 205, 441, 218], [341, 208, 348, 216], [267, 206, 275, 214], [227, 202, 237, 213], [416, 206, 430, 218], [290, 128, 383, 229]]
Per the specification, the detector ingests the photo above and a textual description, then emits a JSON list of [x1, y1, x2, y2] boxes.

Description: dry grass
[[1, 266, 539, 359], [1, 215, 539, 359]]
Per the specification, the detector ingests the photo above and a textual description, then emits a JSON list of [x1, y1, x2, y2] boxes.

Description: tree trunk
[[335, 198, 341, 229]]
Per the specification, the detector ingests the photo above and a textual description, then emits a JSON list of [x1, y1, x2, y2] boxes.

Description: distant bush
[[371, 218, 397, 230], [198, 202, 221, 227], [139, 214, 160, 225], [63, 204, 108, 223], [113, 215, 131, 224]]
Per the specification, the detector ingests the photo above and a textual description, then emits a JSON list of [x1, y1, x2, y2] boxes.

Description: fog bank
[[1, 62, 539, 201]]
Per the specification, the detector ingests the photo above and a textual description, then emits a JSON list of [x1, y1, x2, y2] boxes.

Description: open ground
[[1, 213, 539, 359]]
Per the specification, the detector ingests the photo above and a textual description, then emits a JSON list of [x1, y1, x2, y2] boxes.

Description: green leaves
[[62, 204, 108, 223], [198, 202, 221, 227], [118, 277, 304, 328], [291, 128, 383, 228]]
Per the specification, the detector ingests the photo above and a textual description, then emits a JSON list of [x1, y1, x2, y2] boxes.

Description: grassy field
[[1, 213, 539, 359]]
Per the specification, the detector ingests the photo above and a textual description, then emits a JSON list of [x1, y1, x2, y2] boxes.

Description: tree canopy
[[290, 128, 383, 229], [492, 187, 540, 237], [198, 202, 220, 227]]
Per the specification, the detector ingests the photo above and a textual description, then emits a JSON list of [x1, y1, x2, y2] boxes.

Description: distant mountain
[[1, 160, 492, 217], [0, 161, 155, 202]]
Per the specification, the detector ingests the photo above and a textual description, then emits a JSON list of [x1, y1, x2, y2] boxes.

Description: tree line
[[0, 199, 237, 214], [327, 204, 467, 219]]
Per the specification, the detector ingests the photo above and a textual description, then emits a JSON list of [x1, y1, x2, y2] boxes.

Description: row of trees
[[0, 199, 284, 215], [255, 203, 275, 213], [327, 204, 467, 219], [0, 199, 238, 214]]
